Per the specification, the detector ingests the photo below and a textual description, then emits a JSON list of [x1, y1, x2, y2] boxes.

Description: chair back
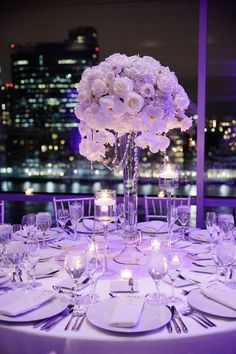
[[144, 195, 191, 222], [52, 196, 94, 227]]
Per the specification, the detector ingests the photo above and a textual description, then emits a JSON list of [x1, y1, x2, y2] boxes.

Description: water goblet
[[12, 224, 23, 240], [146, 251, 168, 305], [94, 189, 116, 276], [177, 205, 190, 240], [206, 212, 217, 240], [25, 238, 40, 288], [64, 251, 86, 309], [22, 213, 36, 238], [36, 212, 52, 247], [69, 202, 84, 240]]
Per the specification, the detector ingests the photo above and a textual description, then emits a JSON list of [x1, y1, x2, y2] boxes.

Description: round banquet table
[[1, 227, 236, 354]]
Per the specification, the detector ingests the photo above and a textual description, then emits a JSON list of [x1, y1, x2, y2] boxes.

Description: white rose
[[140, 83, 155, 98], [79, 139, 105, 162], [78, 121, 92, 138], [94, 129, 116, 146], [113, 77, 133, 98], [141, 105, 165, 132], [91, 79, 107, 97], [124, 92, 144, 114], [174, 91, 190, 112], [157, 71, 177, 94]]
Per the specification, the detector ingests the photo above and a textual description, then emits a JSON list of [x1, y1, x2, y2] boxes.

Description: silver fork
[[181, 306, 216, 328], [64, 312, 78, 331]]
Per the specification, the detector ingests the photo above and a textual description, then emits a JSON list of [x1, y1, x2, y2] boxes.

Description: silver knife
[[171, 306, 188, 333], [167, 306, 181, 333]]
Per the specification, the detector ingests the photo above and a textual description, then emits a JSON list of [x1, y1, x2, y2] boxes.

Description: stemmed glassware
[[177, 205, 190, 240], [216, 238, 236, 285], [116, 203, 125, 235], [0, 224, 12, 265], [159, 163, 179, 246], [57, 208, 70, 239], [36, 212, 52, 247], [218, 214, 234, 240], [69, 202, 84, 240], [5, 240, 27, 288], [25, 238, 40, 288], [87, 243, 104, 304], [167, 253, 183, 304], [94, 189, 116, 276], [22, 213, 36, 238], [64, 251, 86, 309], [206, 212, 217, 240], [146, 251, 168, 305]]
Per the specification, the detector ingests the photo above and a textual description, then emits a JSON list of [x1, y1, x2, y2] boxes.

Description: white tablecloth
[[1, 230, 236, 354]]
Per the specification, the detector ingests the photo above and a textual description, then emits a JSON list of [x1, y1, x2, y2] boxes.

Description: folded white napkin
[[189, 230, 210, 242], [139, 221, 165, 233], [109, 297, 144, 328], [201, 283, 236, 310], [110, 280, 139, 293], [35, 262, 60, 277], [0, 289, 55, 316]]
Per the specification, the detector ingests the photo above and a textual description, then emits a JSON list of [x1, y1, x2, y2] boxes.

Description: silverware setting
[[167, 305, 181, 333], [178, 274, 201, 284], [33, 305, 74, 331], [181, 305, 216, 328], [64, 309, 86, 331]]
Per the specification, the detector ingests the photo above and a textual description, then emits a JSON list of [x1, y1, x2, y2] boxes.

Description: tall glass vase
[[113, 133, 144, 265]]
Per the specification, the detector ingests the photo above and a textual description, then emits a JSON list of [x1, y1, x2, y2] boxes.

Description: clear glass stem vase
[[113, 133, 143, 265]]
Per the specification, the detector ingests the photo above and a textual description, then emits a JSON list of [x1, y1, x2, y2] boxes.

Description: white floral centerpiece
[[74, 53, 192, 265], [75, 53, 192, 162]]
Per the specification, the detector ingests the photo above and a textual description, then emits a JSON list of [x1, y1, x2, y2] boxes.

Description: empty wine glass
[[216, 239, 236, 284], [64, 251, 86, 309], [218, 214, 235, 240], [177, 205, 190, 240], [22, 214, 36, 238], [167, 253, 183, 304], [57, 208, 70, 239], [206, 212, 217, 240], [146, 252, 168, 305], [87, 243, 104, 304], [25, 238, 39, 288], [5, 240, 27, 288], [168, 206, 178, 246], [69, 202, 84, 240], [36, 212, 52, 247], [94, 190, 116, 276]]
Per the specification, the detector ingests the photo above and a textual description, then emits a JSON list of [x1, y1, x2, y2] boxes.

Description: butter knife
[[171, 306, 188, 333]]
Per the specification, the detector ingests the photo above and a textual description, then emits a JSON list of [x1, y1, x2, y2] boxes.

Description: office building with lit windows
[[5, 26, 99, 175]]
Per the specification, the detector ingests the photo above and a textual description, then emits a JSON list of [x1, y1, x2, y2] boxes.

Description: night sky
[[0, 0, 236, 103]]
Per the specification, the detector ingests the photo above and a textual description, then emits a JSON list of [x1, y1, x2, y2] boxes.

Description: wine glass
[[218, 214, 235, 240], [94, 190, 116, 276], [12, 224, 23, 240], [146, 252, 168, 305], [36, 212, 52, 247], [87, 243, 104, 304], [216, 239, 236, 285], [22, 213, 36, 238], [25, 238, 39, 288], [0, 224, 12, 245], [64, 251, 86, 309], [69, 202, 84, 240], [177, 205, 190, 240], [168, 205, 178, 246], [206, 212, 217, 240], [5, 240, 27, 288], [167, 253, 183, 304], [159, 163, 179, 245], [57, 208, 70, 240]]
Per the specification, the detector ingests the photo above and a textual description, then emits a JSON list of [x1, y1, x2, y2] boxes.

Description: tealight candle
[[159, 168, 178, 179], [151, 239, 161, 251], [172, 254, 181, 266], [158, 191, 165, 198], [120, 269, 133, 280]]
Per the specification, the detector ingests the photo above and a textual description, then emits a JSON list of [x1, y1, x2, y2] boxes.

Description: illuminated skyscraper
[[6, 27, 99, 169]]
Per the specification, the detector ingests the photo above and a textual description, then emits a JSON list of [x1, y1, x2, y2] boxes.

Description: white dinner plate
[[188, 289, 236, 318], [0, 293, 69, 322], [87, 298, 171, 333], [0, 275, 11, 285], [188, 230, 210, 243]]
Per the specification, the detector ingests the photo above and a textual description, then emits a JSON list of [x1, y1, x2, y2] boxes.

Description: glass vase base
[[113, 245, 145, 265], [101, 268, 117, 278]]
